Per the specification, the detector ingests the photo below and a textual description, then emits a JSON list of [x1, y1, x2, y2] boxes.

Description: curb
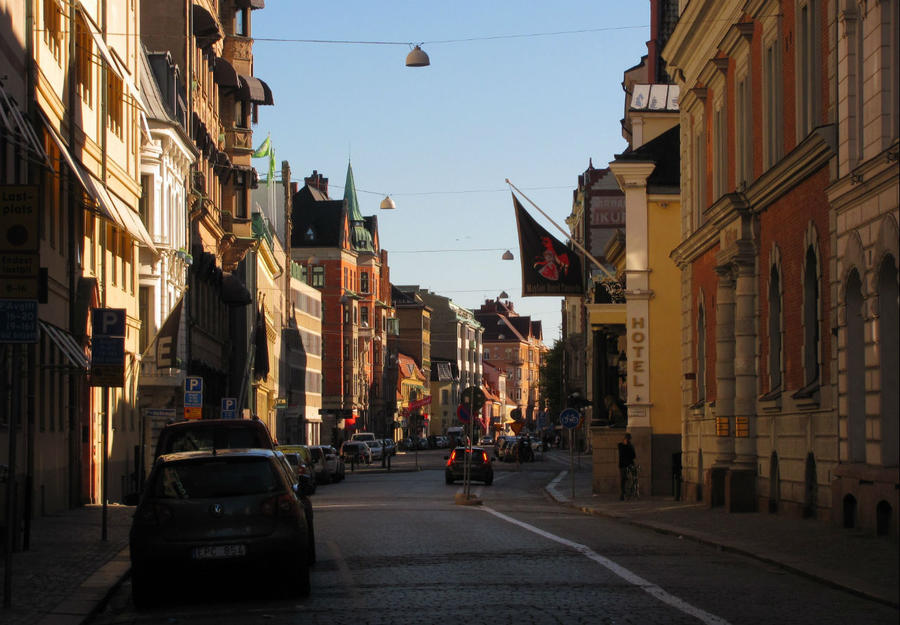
[[545, 479, 898, 610]]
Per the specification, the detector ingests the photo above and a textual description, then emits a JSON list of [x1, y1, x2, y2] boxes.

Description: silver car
[[129, 449, 311, 607]]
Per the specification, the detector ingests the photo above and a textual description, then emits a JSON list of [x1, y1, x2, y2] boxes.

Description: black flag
[[150, 298, 182, 369], [512, 194, 584, 296]]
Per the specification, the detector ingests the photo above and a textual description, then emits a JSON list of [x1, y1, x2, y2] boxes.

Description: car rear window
[[161, 427, 269, 455], [150, 457, 282, 499]]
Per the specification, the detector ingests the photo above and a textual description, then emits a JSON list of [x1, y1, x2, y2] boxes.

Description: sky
[[250, 1, 650, 344]]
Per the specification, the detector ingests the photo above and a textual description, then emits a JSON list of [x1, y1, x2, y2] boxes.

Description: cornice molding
[[671, 126, 836, 268]]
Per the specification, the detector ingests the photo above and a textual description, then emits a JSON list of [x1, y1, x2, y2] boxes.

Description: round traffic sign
[[560, 408, 581, 429]]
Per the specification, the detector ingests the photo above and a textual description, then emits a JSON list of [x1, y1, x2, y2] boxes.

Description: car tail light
[[262, 493, 300, 517], [135, 503, 173, 526], [482, 451, 489, 463], [447, 450, 457, 466]]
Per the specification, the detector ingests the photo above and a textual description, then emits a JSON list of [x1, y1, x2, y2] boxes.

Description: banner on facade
[[512, 194, 584, 296], [155, 299, 182, 369]]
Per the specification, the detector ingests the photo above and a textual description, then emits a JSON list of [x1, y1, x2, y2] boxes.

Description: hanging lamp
[[405, 45, 430, 67]]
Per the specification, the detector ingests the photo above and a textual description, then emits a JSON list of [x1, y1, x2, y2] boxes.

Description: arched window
[[768, 264, 783, 392], [878, 255, 899, 466], [802, 247, 820, 388], [845, 270, 866, 463]]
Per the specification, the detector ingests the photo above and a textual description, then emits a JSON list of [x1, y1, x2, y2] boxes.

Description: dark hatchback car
[[154, 418, 275, 459], [445, 446, 493, 485], [129, 449, 311, 608]]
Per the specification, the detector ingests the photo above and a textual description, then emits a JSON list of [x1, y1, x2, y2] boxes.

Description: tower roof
[[343, 162, 374, 252]]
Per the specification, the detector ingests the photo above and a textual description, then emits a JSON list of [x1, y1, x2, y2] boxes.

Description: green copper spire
[[344, 161, 374, 252], [344, 162, 364, 223]]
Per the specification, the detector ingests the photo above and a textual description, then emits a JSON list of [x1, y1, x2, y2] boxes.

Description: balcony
[[226, 126, 254, 154]]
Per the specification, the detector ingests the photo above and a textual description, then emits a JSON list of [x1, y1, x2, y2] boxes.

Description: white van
[[351, 432, 376, 443]]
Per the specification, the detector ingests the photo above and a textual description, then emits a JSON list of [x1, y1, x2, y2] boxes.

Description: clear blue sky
[[251, 1, 650, 344]]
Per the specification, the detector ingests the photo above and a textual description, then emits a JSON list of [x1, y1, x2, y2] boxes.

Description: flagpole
[[506, 178, 616, 279]]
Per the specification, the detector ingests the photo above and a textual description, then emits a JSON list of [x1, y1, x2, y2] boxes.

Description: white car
[[365, 439, 383, 461]]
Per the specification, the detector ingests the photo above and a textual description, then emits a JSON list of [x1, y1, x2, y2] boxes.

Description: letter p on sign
[[92, 308, 126, 337]]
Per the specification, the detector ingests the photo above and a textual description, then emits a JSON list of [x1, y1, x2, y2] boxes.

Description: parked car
[[494, 436, 515, 460], [129, 449, 311, 608], [444, 446, 493, 485], [436, 435, 449, 448], [276, 449, 316, 495], [309, 445, 344, 483], [381, 439, 397, 457], [153, 418, 274, 459], [479, 436, 494, 447], [350, 432, 376, 443], [365, 439, 383, 461], [276, 445, 317, 494], [340, 440, 371, 465]]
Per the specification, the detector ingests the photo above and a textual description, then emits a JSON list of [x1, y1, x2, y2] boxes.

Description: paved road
[[88, 449, 898, 625]]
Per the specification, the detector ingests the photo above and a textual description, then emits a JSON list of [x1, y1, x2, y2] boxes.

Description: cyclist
[[617, 432, 636, 500]]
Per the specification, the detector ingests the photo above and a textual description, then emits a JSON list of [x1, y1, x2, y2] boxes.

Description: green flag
[[252, 135, 271, 158]]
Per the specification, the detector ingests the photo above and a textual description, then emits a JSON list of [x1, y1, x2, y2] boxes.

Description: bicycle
[[624, 464, 640, 500]]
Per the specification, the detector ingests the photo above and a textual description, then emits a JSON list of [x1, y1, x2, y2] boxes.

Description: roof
[[614, 125, 680, 189], [138, 45, 170, 122], [290, 186, 344, 248], [344, 163, 374, 252]]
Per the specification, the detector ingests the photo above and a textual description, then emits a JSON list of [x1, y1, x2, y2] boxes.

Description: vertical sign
[[184, 376, 203, 420], [221, 397, 237, 419], [0, 185, 40, 343], [90, 308, 126, 387]]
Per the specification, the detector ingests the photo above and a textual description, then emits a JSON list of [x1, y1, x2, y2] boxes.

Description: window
[[361, 306, 369, 327], [234, 185, 247, 218], [75, 15, 93, 103], [796, 1, 820, 140], [763, 40, 782, 167], [139, 175, 151, 228], [360, 271, 369, 293], [344, 267, 348, 289], [311, 266, 324, 288], [693, 121, 707, 227], [109, 225, 118, 286], [43, 0, 62, 60], [735, 75, 753, 186], [234, 100, 250, 129], [107, 71, 124, 136], [697, 303, 706, 402], [845, 270, 865, 462], [713, 105, 727, 199], [768, 265, 782, 392], [802, 247, 820, 386], [235, 8, 249, 36]]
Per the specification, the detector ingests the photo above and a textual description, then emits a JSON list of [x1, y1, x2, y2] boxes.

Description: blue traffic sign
[[185, 376, 203, 393], [560, 408, 581, 429], [184, 391, 202, 407], [221, 397, 237, 419]]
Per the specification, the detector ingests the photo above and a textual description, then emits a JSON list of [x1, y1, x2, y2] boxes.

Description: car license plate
[[192, 544, 246, 560]]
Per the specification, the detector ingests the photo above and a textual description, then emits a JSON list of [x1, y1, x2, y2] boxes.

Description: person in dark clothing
[[617, 433, 636, 500]]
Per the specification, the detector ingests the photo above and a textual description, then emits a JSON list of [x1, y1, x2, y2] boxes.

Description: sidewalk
[[545, 461, 899, 609], [0, 505, 132, 625]]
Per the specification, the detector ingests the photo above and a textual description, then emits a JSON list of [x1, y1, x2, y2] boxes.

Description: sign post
[[560, 408, 581, 499], [90, 308, 126, 541]]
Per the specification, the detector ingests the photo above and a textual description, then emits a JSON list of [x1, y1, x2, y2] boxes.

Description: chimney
[[290, 182, 299, 194], [304, 170, 328, 196]]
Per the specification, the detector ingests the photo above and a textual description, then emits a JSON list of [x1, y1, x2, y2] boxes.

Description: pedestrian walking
[[618, 433, 636, 500]]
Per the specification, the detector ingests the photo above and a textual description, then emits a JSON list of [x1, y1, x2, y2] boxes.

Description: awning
[[40, 321, 89, 369], [0, 83, 50, 167], [76, 1, 145, 113], [214, 57, 240, 88], [42, 115, 158, 253], [221, 273, 252, 306], [238, 75, 274, 105], [192, 4, 222, 47], [235, 0, 265, 9]]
